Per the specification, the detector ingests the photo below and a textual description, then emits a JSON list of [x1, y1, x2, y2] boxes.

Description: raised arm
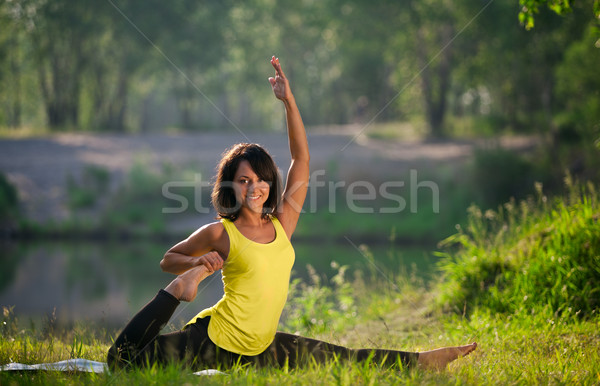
[[269, 56, 310, 238], [160, 222, 228, 275]]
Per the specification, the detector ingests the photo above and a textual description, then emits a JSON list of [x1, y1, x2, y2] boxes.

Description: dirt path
[[0, 128, 538, 224]]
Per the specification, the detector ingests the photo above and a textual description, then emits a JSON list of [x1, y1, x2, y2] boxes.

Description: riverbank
[[0, 129, 541, 244]]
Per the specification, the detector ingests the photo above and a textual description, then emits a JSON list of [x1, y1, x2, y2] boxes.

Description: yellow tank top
[[187, 216, 295, 355]]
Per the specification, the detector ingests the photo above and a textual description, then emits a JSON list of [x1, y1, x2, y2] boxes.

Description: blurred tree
[[518, 0, 600, 29], [330, 0, 402, 124], [0, 2, 25, 127], [21, 0, 94, 129], [453, 0, 590, 134], [555, 25, 600, 160], [92, 0, 184, 131], [0, 0, 597, 137], [158, 1, 233, 129], [333, 0, 462, 137], [406, 0, 458, 138]]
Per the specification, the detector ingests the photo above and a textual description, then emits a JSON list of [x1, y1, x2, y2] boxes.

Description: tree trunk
[[179, 83, 194, 129], [109, 67, 129, 132], [140, 95, 152, 132], [8, 34, 22, 128], [91, 63, 106, 129], [35, 34, 82, 129], [415, 24, 453, 139]]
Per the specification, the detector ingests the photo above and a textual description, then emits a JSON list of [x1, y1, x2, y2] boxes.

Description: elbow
[[160, 253, 171, 272]]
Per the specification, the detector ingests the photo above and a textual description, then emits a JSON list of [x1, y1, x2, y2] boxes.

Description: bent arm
[[269, 56, 310, 237], [160, 222, 227, 275]]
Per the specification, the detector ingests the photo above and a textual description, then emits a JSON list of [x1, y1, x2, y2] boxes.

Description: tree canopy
[[0, 0, 598, 145], [519, 0, 600, 29]]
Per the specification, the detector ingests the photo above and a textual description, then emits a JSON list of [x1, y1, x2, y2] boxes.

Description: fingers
[[270, 55, 285, 78], [199, 251, 224, 272]]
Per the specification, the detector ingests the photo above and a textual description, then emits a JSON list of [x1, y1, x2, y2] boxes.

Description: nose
[[249, 180, 268, 193], [247, 181, 258, 193]]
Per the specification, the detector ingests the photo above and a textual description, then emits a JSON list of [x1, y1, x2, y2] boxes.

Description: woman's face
[[233, 160, 270, 214]]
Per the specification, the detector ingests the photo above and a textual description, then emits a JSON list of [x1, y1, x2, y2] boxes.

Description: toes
[[461, 343, 477, 357]]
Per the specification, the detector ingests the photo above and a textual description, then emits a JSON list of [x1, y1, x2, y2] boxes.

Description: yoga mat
[[1, 359, 107, 373], [1, 359, 227, 376]]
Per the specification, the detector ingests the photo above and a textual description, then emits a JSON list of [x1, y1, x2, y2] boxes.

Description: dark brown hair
[[212, 143, 281, 220]]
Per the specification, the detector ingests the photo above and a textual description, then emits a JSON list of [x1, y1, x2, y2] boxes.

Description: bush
[[101, 161, 168, 232], [435, 178, 600, 318], [66, 164, 110, 209], [469, 146, 539, 209], [282, 262, 358, 335], [0, 171, 18, 221]]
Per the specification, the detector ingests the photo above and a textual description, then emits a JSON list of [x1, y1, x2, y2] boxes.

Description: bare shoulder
[[189, 221, 227, 242], [190, 220, 229, 258], [196, 221, 224, 235]]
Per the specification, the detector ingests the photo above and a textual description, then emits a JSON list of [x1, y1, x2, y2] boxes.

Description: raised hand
[[268, 56, 292, 101]]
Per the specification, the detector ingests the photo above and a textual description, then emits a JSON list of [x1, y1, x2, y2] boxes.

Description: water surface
[[0, 239, 436, 331]]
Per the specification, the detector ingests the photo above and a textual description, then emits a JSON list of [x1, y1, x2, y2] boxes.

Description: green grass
[[2, 179, 599, 384], [435, 176, 599, 318], [2, 293, 599, 385], [0, 126, 51, 139], [364, 121, 427, 142]]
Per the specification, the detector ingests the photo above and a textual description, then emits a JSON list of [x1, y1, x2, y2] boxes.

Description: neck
[[236, 208, 267, 225]]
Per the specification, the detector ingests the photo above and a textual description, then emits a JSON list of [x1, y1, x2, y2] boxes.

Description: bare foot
[[164, 265, 213, 302], [417, 342, 477, 370]]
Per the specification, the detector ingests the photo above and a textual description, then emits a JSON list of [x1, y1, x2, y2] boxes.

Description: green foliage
[[441, 308, 600, 384], [436, 178, 600, 318], [1, 248, 599, 383], [519, 0, 600, 29], [0, 171, 18, 220], [1, 306, 19, 340], [283, 263, 358, 335], [0, 307, 109, 368], [469, 146, 543, 208], [101, 161, 170, 235], [2, 276, 599, 384], [1, 0, 597, 142], [66, 165, 110, 209], [555, 24, 600, 160]]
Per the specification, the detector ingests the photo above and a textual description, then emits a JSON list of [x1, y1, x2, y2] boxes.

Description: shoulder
[[189, 221, 230, 258], [188, 221, 227, 244]]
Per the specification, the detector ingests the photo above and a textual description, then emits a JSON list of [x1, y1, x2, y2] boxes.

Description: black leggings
[[107, 290, 418, 370]]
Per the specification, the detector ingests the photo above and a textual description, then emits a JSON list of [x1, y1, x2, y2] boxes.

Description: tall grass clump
[[435, 177, 599, 318], [283, 263, 358, 335]]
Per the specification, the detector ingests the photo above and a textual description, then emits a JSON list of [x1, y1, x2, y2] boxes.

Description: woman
[[107, 56, 476, 371]]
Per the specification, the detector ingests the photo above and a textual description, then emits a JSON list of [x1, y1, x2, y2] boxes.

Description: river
[[0, 239, 436, 331]]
